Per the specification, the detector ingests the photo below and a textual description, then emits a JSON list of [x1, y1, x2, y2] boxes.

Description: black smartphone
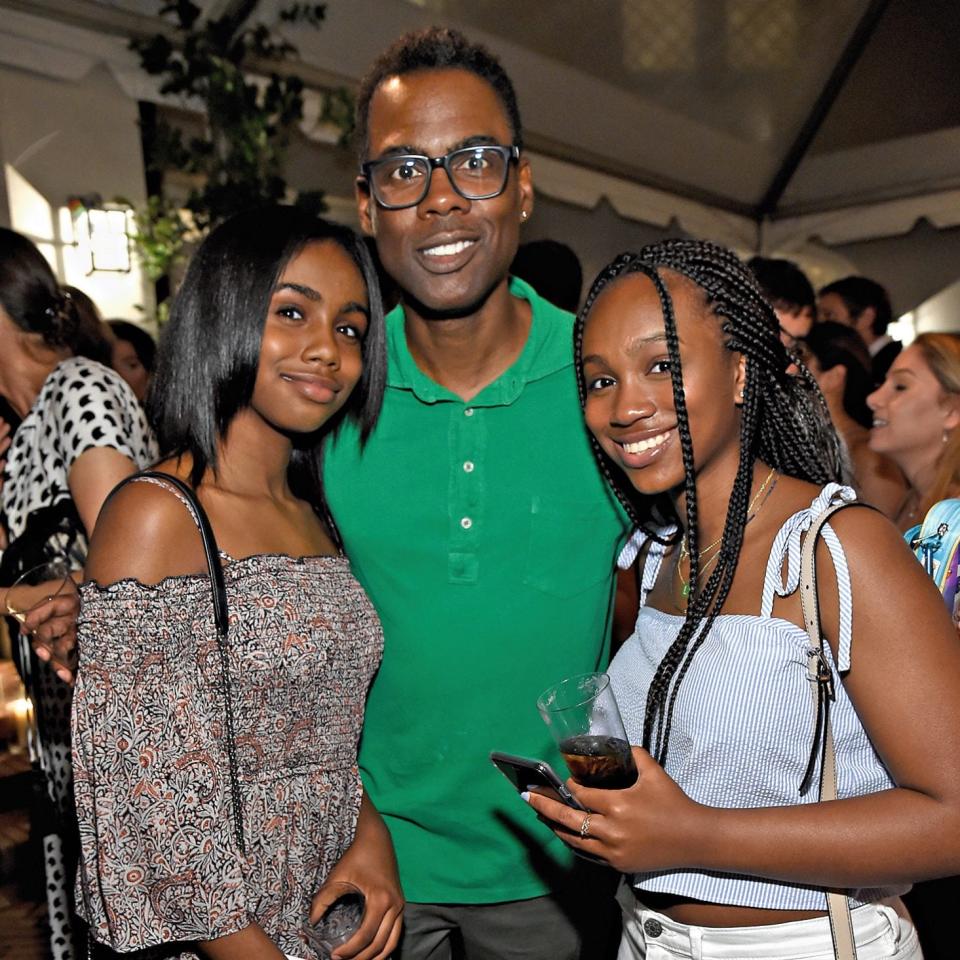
[[489, 751, 587, 811]]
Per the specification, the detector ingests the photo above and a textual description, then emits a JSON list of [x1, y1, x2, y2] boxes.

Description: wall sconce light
[[67, 194, 133, 274]]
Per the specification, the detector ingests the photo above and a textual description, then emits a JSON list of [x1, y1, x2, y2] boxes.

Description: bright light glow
[[71, 205, 133, 274], [3, 165, 148, 320], [5, 163, 55, 242], [889, 313, 916, 347]]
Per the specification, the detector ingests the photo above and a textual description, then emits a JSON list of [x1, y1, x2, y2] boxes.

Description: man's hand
[[21, 589, 80, 685], [309, 794, 404, 960]]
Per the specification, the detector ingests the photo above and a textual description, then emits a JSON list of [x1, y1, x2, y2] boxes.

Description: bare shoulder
[[821, 499, 917, 574], [85, 473, 208, 586], [820, 497, 952, 645], [772, 476, 909, 570]]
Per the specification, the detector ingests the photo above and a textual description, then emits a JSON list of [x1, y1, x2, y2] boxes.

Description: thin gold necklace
[[675, 467, 778, 602]]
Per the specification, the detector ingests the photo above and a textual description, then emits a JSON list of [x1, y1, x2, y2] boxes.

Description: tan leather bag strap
[[800, 498, 858, 960]]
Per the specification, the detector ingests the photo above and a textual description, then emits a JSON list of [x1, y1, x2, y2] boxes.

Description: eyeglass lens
[[369, 147, 511, 207]]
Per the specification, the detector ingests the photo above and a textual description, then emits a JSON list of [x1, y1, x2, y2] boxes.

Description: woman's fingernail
[[520, 791, 531, 803]]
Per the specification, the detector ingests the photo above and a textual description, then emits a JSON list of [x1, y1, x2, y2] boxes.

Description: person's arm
[[851, 445, 909, 521], [612, 564, 639, 652], [68, 445, 140, 537], [308, 792, 404, 960], [19, 471, 183, 685], [21, 590, 80, 684], [17, 366, 147, 661], [526, 508, 960, 888]]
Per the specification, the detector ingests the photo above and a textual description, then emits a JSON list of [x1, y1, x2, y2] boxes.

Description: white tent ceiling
[[3, 0, 959, 317]]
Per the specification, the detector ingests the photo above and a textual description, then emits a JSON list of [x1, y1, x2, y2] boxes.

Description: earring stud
[[520, 210, 529, 222]]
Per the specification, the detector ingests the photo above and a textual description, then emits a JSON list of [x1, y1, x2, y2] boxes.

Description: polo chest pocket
[[523, 496, 619, 597]]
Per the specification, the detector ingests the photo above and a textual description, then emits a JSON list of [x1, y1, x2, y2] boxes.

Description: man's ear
[[517, 154, 534, 221], [355, 177, 375, 237]]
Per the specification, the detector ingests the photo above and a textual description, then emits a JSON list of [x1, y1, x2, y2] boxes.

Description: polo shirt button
[[464, 407, 474, 417], [643, 918, 663, 938], [463, 461, 475, 473], [460, 517, 473, 530]]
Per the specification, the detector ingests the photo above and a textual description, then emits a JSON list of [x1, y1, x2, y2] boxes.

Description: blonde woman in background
[[867, 332, 960, 532]]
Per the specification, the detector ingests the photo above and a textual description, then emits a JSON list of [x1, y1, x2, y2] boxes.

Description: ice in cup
[[304, 882, 365, 958]]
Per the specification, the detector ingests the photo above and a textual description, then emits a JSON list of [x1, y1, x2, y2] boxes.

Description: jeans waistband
[[616, 882, 907, 959]]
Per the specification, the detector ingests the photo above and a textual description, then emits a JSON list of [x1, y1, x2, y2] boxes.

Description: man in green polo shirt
[[323, 27, 629, 960]]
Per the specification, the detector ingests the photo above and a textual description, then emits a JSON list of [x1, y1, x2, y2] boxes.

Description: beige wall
[[0, 60, 150, 319], [0, 61, 146, 217]]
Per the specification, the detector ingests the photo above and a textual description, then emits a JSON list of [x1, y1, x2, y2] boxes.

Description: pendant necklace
[[674, 466, 778, 604]]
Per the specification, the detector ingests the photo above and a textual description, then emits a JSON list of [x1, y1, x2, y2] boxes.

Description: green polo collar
[[385, 276, 573, 407]]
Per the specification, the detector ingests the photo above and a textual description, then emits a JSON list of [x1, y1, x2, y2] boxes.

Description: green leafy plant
[[125, 0, 354, 321], [116, 194, 191, 282], [132, 0, 341, 231]]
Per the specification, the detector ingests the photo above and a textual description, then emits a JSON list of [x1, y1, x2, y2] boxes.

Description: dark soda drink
[[559, 734, 637, 788]]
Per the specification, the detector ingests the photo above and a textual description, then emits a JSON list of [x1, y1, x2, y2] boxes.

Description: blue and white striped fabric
[[609, 484, 905, 910]]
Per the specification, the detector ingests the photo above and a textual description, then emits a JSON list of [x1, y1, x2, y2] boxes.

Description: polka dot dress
[[1, 356, 157, 959], [2, 356, 157, 543]]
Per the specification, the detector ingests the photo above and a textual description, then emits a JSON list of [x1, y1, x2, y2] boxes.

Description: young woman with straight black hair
[[526, 241, 960, 960], [71, 205, 402, 960]]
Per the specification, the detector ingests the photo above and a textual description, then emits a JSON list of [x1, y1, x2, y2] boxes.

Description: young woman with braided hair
[[524, 240, 960, 960]]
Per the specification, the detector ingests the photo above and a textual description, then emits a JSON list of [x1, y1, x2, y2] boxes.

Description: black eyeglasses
[[360, 145, 520, 210]]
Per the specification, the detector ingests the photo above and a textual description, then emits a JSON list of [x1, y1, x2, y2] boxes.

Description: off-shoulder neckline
[[81, 551, 349, 596]]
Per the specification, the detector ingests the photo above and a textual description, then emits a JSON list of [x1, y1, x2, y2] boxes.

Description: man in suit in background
[[818, 275, 901, 384]]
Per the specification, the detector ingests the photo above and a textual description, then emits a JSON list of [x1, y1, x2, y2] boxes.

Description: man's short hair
[[355, 26, 523, 161], [818, 276, 893, 337], [747, 256, 815, 315]]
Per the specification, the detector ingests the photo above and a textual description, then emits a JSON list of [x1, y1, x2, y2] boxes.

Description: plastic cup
[[304, 882, 365, 958], [537, 672, 637, 789]]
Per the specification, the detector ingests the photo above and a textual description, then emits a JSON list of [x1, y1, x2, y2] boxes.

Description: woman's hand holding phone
[[521, 745, 707, 874], [490, 752, 587, 811]]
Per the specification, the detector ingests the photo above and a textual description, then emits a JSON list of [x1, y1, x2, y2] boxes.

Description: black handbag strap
[[102, 470, 246, 852]]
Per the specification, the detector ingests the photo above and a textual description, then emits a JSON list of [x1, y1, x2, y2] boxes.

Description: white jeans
[[616, 883, 923, 960]]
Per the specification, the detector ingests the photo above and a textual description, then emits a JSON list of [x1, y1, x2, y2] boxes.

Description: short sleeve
[[47, 357, 157, 471], [72, 579, 251, 951]]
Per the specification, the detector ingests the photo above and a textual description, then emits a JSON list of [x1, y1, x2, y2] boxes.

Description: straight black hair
[[575, 240, 841, 766], [150, 206, 386, 510]]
